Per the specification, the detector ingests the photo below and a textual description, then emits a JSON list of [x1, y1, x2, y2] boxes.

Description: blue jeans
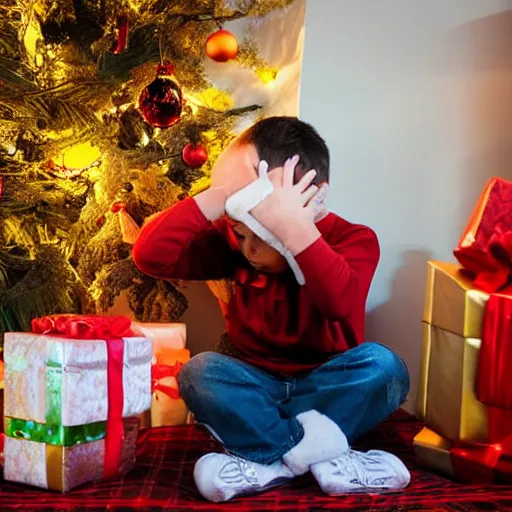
[[178, 342, 410, 465]]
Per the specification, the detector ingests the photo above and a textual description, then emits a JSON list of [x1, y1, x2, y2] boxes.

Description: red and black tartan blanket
[[1, 411, 512, 511]]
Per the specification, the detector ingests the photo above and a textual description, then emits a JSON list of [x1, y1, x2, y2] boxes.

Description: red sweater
[[132, 197, 380, 376]]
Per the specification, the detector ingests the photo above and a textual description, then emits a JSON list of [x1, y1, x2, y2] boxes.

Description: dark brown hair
[[237, 116, 330, 184]]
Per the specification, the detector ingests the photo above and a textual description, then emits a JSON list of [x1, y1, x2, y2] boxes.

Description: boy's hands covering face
[[250, 155, 329, 237]]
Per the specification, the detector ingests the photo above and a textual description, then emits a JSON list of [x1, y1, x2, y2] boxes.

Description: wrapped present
[[132, 321, 186, 352], [414, 425, 512, 484], [454, 176, 512, 293], [418, 260, 488, 423], [131, 322, 191, 427], [3, 315, 152, 492], [413, 427, 456, 479], [422, 260, 488, 338], [419, 259, 512, 483], [421, 323, 488, 443], [420, 261, 512, 440], [418, 179, 512, 483], [150, 348, 191, 427]]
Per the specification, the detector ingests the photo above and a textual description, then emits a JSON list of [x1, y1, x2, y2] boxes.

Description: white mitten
[[225, 161, 306, 285]]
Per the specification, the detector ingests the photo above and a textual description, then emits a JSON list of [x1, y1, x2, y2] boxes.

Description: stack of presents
[[415, 177, 512, 483], [0, 314, 190, 491]]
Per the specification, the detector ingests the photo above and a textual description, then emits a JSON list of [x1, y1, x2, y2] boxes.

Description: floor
[[1, 411, 512, 511]]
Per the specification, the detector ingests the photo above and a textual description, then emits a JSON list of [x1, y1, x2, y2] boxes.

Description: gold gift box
[[417, 260, 489, 443], [3, 417, 139, 492], [413, 426, 456, 479], [422, 260, 488, 338], [422, 323, 488, 442]]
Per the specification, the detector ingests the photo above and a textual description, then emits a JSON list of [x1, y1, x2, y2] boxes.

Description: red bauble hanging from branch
[[205, 29, 239, 62], [139, 63, 183, 128], [182, 142, 208, 168]]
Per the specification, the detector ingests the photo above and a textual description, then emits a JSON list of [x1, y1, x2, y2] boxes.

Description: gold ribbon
[[46, 445, 64, 492]]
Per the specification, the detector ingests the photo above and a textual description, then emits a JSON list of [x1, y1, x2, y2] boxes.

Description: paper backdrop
[[209, 0, 306, 126]]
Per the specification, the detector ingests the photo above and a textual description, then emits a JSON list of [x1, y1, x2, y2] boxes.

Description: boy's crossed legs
[[178, 342, 411, 502]]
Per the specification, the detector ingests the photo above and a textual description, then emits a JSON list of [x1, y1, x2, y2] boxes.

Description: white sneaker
[[194, 452, 295, 502], [311, 449, 411, 495]]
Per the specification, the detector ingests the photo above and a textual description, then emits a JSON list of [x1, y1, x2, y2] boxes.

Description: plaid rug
[[1, 411, 512, 511]]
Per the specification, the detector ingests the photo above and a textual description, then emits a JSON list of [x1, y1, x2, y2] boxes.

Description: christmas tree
[[0, 0, 296, 336]]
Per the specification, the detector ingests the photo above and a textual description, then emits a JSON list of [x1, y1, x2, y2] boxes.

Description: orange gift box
[[150, 347, 191, 427], [131, 323, 192, 427]]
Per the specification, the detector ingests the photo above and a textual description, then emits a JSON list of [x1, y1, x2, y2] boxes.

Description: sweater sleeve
[[295, 226, 380, 320], [132, 197, 237, 281]]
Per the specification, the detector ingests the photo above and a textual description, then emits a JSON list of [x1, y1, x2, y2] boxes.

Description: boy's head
[[236, 116, 330, 186], [216, 116, 329, 274]]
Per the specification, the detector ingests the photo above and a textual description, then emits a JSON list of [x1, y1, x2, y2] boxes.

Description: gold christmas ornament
[[205, 29, 239, 62]]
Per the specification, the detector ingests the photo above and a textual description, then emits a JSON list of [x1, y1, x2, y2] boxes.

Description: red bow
[[31, 314, 132, 339], [454, 177, 512, 293], [151, 362, 184, 400], [454, 227, 512, 293]]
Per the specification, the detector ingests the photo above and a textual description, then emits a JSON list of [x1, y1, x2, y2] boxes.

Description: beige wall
[[181, 282, 225, 355], [300, 0, 512, 412]]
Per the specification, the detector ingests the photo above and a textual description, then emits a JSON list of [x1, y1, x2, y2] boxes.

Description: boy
[[133, 117, 411, 503]]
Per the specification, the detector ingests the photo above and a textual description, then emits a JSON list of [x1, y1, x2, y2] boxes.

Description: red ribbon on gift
[[476, 293, 512, 410], [31, 314, 133, 480], [152, 362, 184, 400], [451, 405, 512, 484]]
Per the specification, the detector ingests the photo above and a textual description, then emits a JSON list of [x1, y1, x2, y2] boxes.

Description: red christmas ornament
[[205, 29, 239, 62], [138, 63, 183, 128], [182, 142, 208, 168], [111, 15, 129, 54], [96, 215, 105, 228]]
